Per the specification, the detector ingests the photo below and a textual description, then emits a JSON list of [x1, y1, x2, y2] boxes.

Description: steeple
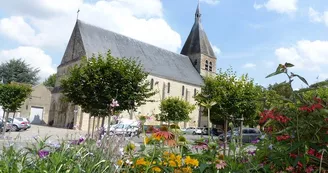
[[181, 2, 217, 76], [181, 3, 216, 59]]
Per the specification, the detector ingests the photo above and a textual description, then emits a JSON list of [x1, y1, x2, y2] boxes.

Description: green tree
[[60, 51, 155, 131], [0, 59, 40, 85], [268, 82, 293, 99], [195, 68, 260, 153], [157, 97, 195, 123], [43, 74, 56, 88], [0, 82, 32, 134]]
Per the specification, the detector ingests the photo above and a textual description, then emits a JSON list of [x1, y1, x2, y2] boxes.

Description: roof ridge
[[77, 20, 187, 59]]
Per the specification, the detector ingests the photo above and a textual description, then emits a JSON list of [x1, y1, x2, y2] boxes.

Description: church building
[[49, 4, 217, 131]]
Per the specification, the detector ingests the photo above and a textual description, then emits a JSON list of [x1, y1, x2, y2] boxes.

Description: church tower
[[181, 3, 217, 77]]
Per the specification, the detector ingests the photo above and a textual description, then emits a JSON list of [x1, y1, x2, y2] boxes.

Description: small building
[[19, 84, 52, 125]]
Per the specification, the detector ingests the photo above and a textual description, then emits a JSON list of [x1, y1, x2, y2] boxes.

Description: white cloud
[[308, 7, 322, 23], [200, 0, 220, 5], [253, 3, 263, 10], [307, 7, 328, 27], [254, 0, 298, 14], [212, 45, 221, 56], [242, 63, 257, 69], [275, 40, 328, 71], [0, 46, 56, 81], [0, 0, 181, 52]]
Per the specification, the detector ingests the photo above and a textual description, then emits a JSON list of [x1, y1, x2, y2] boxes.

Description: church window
[[182, 85, 185, 96], [205, 60, 209, 70], [150, 79, 154, 89], [167, 82, 170, 93], [194, 89, 197, 96], [209, 62, 213, 71]]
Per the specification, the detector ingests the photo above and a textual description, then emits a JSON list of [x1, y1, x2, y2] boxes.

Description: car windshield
[[15, 118, 23, 121]]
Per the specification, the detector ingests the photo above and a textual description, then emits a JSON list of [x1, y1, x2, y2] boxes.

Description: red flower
[[276, 135, 290, 141], [307, 148, 315, 156], [297, 161, 303, 168], [315, 152, 322, 159], [314, 97, 322, 103], [305, 165, 315, 173], [289, 153, 297, 159]]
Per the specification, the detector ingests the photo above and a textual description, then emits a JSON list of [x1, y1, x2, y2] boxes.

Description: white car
[[181, 127, 197, 135]]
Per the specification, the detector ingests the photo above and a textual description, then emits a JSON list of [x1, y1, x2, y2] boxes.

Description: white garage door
[[30, 107, 44, 124]]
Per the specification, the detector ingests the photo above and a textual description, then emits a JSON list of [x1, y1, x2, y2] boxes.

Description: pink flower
[[286, 166, 294, 172], [110, 99, 119, 108], [216, 160, 227, 170], [305, 165, 315, 173]]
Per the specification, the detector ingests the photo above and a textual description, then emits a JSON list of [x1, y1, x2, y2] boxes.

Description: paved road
[[0, 126, 255, 154]]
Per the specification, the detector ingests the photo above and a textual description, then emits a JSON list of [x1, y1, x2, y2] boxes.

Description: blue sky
[[0, 0, 327, 89]]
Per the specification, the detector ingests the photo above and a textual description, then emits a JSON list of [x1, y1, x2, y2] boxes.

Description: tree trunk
[[224, 118, 228, 156], [2, 111, 10, 137], [87, 114, 91, 137], [13, 112, 16, 119], [101, 116, 105, 127], [207, 107, 211, 140], [92, 116, 96, 139], [239, 115, 243, 147]]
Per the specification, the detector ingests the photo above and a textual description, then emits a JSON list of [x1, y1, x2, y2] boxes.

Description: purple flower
[[248, 150, 256, 156], [38, 150, 50, 158], [79, 136, 85, 143], [251, 139, 260, 144]]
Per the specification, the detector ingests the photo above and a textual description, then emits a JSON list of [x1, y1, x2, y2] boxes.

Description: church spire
[[180, 2, 215, 59], [195, 0, 201, 21]]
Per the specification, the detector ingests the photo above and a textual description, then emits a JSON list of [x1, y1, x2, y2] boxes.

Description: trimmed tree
[[157, 97, 195, 124], [0, 82, 32, 134], [60, 51, 155, 133], [195, 68, 260, 154], [0, 59, 39, 85]]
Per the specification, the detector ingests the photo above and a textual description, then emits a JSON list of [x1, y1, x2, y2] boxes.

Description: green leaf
[[284, 62, 294, 67], [265, 71, 284, 78], [293, 74, 309, 86]]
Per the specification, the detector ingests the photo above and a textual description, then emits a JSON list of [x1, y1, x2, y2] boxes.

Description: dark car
[[219, 128, 262, 143]]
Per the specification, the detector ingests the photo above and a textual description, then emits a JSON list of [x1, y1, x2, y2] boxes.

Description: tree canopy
[[0, 59, 39, 85], [195, 68, 260, 126], [0, 82, 32, 112], [43, 74, 56, 88], [157, 97, 195, 123], [60, 51, 155, 117], [268, 82, 293, 99]]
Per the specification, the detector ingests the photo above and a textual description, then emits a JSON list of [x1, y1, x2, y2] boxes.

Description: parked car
[[0, 120, 13, 132], [8, 117, 28, 131], [181, 127, 197, 135], [219, 128, 262, 143], [21, 118, 31, 129]]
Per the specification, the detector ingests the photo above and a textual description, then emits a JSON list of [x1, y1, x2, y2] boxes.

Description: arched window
[[205, 60, 209, 70], [150, 79, 154, 89], [167, 82, 170, 93], [182, 85, 185, 96], [209, 62, 213, 71]]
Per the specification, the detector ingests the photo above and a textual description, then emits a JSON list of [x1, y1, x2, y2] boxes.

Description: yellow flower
[[169, 153, 176, 160], [144, 136, 150, 144], [117, 160, 123, 166], [185, 156, 199, 167], [136, 158, 148, 166], [152, 166, 161, 172], [153, 134, 162, 141], [176, 155, 182, 167], [173, 169, 182, 173], [169, 160, 177, 167], [182, 167, 192, 173]]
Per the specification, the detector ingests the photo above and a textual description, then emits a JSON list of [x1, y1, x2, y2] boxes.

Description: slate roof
[[76, 20, 204, 86], [180, 4, 216, 59]]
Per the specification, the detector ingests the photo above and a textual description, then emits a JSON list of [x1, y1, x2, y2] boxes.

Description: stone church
[[49, 4, 217, 131]]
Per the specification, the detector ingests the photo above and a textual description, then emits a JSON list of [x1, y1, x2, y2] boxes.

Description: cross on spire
[[77, 8, 80, 20]]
